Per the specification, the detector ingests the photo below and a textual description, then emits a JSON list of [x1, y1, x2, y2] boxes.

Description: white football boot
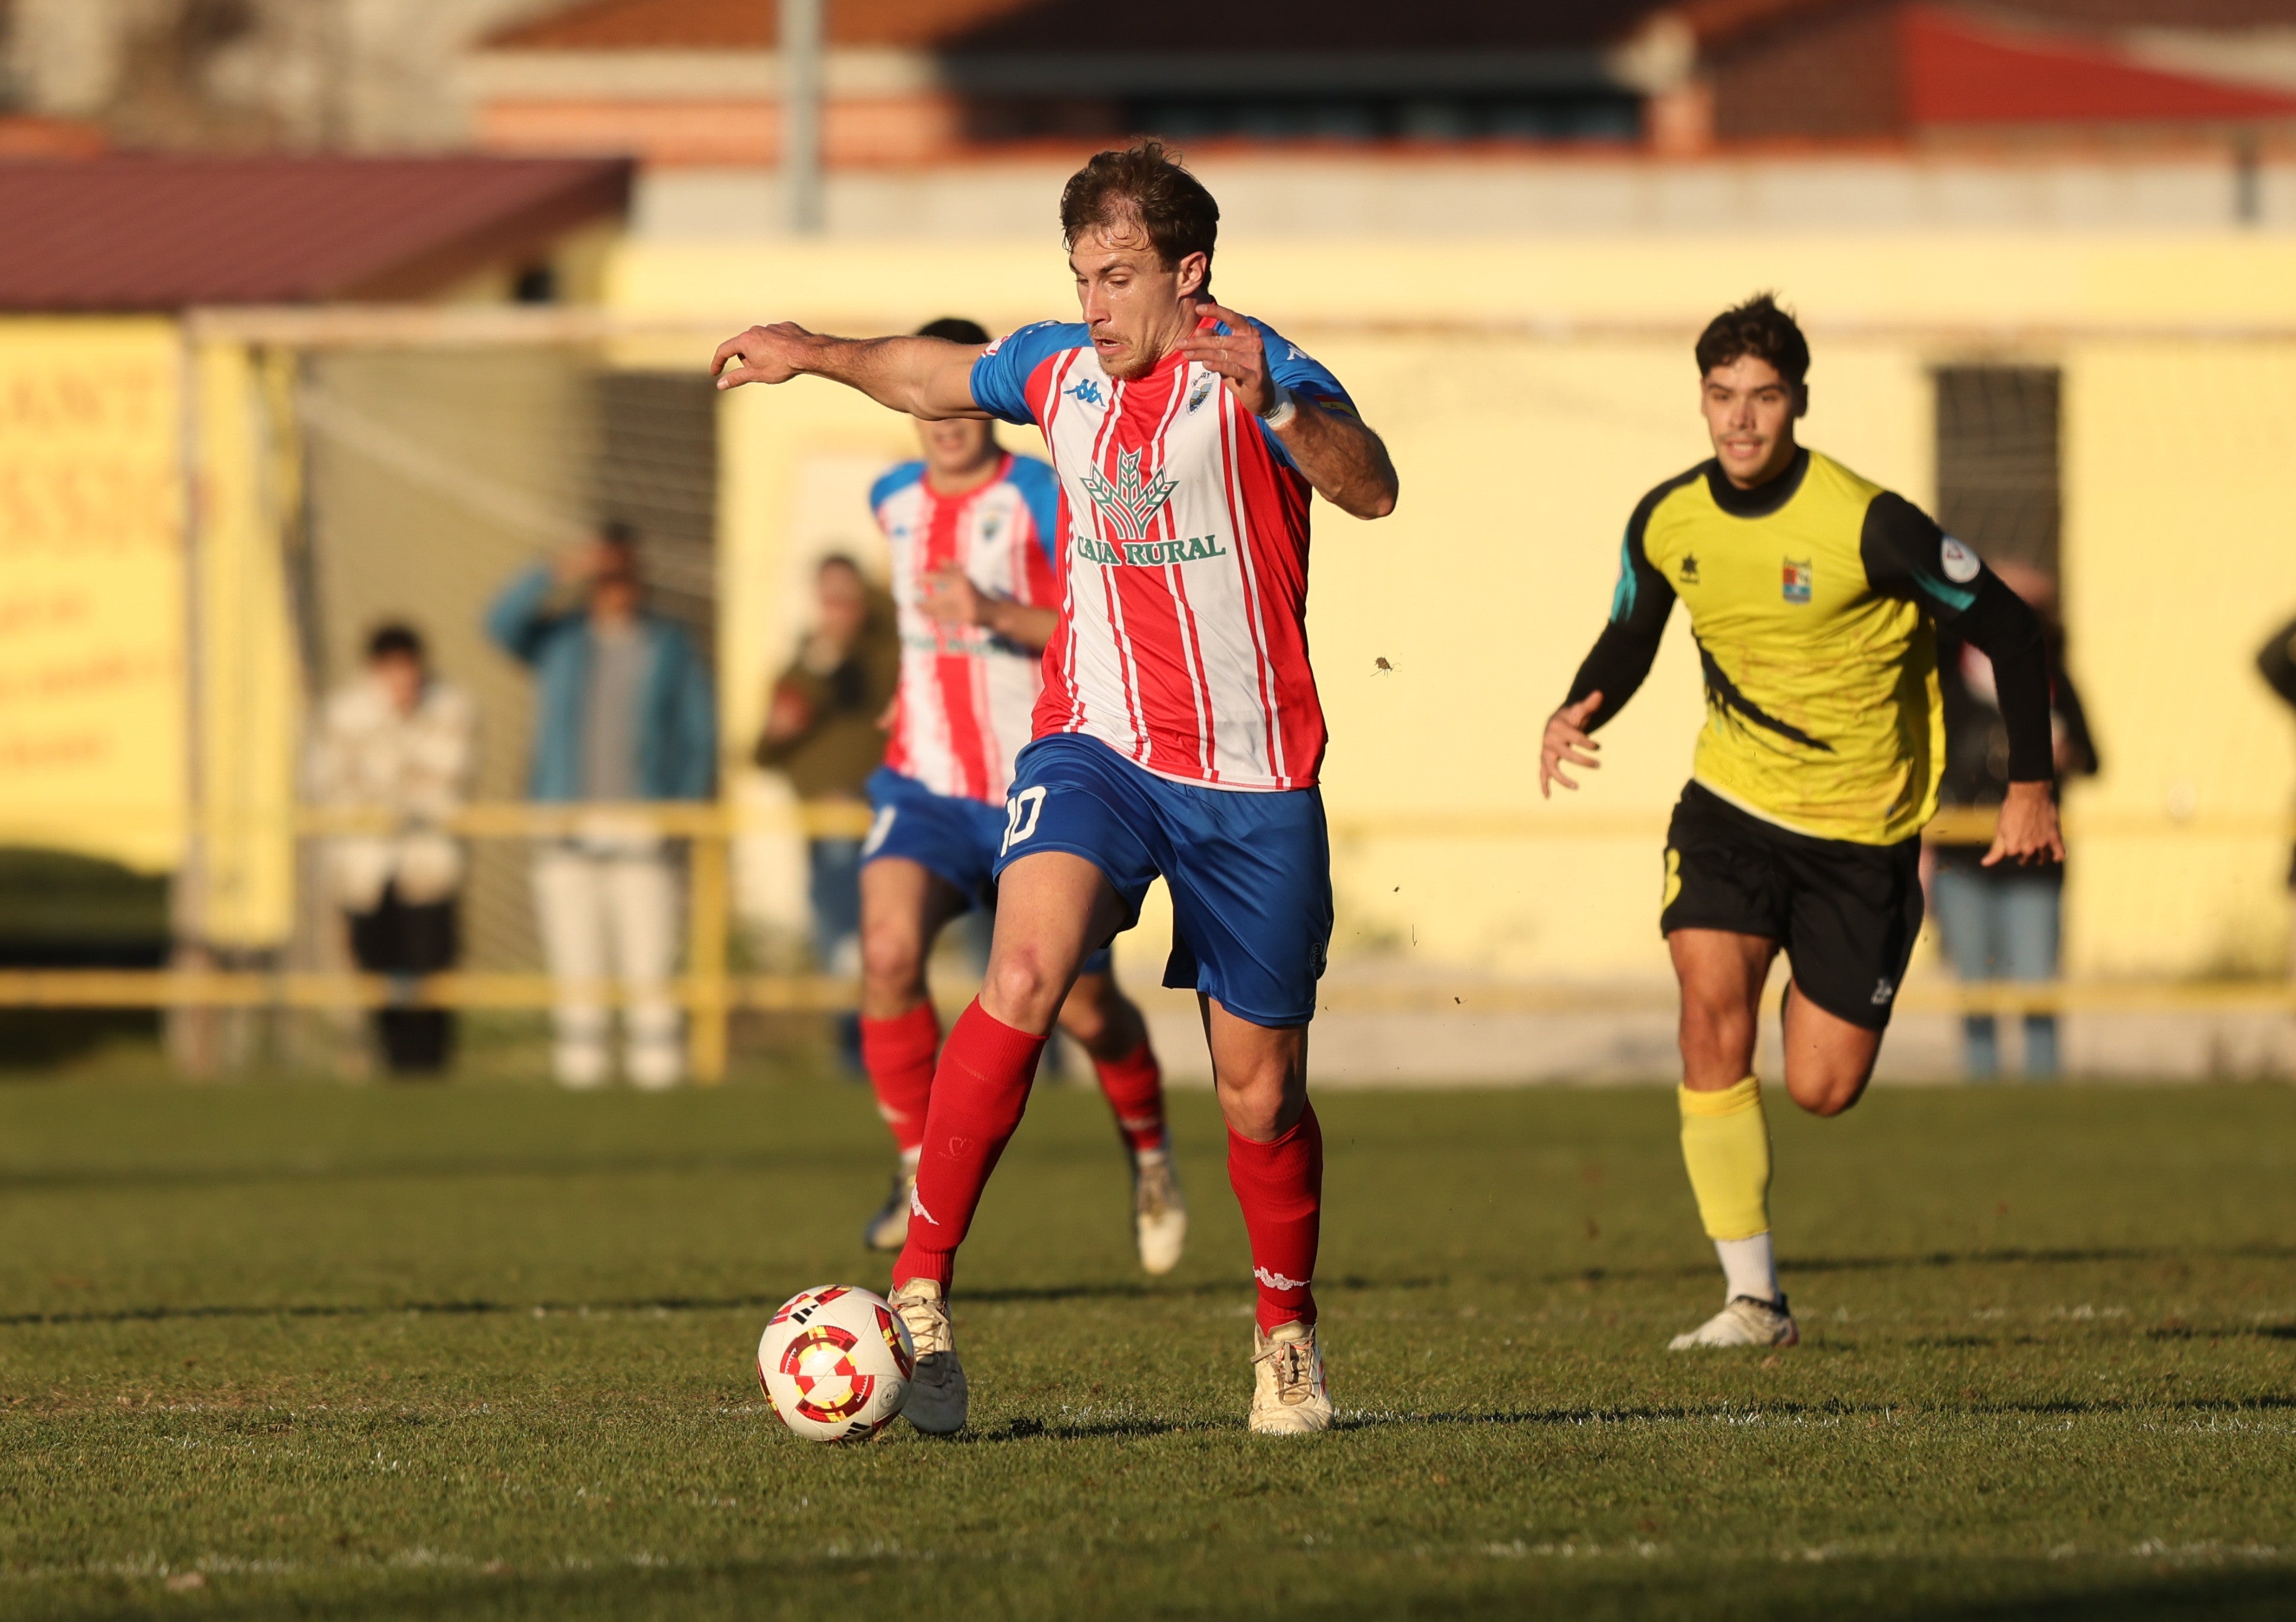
[[889, 1278, 967, 1435], [1249, 1319, 1334, 1436], [862, 1164, 915, 1252], [1668, 1293, 1799, 1351], [1130, 1147, 1188, 1276]]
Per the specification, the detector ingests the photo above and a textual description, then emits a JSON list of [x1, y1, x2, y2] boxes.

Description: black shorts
[[1659, 781, 1924, 1031]]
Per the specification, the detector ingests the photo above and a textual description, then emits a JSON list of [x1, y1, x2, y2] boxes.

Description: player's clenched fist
[[1539, 691, 1603, 799], [713, 322, 818, 390]]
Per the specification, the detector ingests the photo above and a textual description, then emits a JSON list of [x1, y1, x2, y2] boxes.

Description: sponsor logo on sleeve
[[1940, 536, 1981, 583]]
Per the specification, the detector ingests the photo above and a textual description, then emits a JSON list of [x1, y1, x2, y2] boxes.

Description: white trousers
[[531, 842, 683, 1089]]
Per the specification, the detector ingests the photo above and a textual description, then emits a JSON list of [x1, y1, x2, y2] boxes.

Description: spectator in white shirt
[[307, 623, 477, 1075]]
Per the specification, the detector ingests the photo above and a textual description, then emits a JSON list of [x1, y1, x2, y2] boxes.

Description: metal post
[[782, 0, 825, 235], [2235, 129, 2263, 228], [687, 816, 731, 1084]]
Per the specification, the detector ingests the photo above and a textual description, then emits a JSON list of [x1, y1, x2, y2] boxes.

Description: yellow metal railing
[[11, 797, 2292, 1085]]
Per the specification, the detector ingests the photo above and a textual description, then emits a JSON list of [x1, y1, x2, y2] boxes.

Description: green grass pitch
[[4, 1072, 2295, 1618]]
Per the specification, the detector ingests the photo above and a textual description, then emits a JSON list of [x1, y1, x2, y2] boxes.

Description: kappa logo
[[1186, 373, 1216, 413], [1065, 377, 1106, 408], [1254, 1266, 1311, 1292], [1080, 449, 1179, 541], [909, 1187, 937, 1225], [1871, 977, 1897, 1006]]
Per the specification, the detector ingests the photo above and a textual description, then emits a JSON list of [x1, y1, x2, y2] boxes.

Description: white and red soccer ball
[[757, 1286, 914, 1443]]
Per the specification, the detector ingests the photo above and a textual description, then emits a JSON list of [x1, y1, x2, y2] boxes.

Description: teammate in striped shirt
[[716, 142, 1399, 1436], [855, 317, 1185, 1279]]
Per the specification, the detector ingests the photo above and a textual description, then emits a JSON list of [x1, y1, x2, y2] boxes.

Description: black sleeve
[[2051, 657, 2100, 780], [1860, 492, 2054, 784], [2258, 616, 2296, 711], [1562, 488, 1678, 731]]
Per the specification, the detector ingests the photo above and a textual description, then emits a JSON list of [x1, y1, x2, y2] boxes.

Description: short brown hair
[[1695, 293, 1810, 389], [1060, 140, 1219, 291]]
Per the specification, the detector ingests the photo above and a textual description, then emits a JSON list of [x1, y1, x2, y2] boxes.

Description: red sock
[[1226, 1101, 1323, 1332], [893, 1000, 1045, 1293], [1093, 1040, 1167, 1153], [859, 1003, 941, 1155]]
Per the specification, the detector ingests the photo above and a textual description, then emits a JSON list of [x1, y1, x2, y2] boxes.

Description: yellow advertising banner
[[0, 319, 185, 875]]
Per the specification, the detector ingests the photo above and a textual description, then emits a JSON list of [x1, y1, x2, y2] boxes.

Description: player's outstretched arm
[[1859, 495, 2064, 866], [713, 324, 991, 421], [1179, 303, 1398, 520], [1540, 692, 1604, 798], [1540, 504, 1678, 799]]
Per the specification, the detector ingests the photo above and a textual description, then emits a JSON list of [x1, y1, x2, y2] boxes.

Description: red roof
[[1905, 5, 2296, 125], [0, 155, 630, 312]]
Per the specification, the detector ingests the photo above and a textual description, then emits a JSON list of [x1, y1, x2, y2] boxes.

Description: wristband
[[1258, 382, 1297, 430]]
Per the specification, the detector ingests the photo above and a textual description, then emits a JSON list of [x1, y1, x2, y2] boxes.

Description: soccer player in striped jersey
[[1541, 295, 2063, 1350], [855, 316, 1185, 1279], [716, 142, 1399, 1435]]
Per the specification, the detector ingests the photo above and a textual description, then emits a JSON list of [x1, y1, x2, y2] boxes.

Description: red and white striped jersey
[[969, 317, 1357, 792], [874, 452, 1063, 804]]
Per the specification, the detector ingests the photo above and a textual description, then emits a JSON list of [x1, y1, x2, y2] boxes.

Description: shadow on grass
[[0, 1272, 1441, 1332], [1332, 1391, 2296, 1433], [1782, 1243, 2296, 1275], [0, 1145, 884, 1196], [47, 1554, 2296, 1622]]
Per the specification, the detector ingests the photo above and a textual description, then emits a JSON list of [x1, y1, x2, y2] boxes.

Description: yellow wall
[[625, 234, 2296, 980], [0, 319, 185, 875]]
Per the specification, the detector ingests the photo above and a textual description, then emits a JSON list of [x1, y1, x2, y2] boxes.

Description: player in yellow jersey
[[1540, 295, 2064, 1349]]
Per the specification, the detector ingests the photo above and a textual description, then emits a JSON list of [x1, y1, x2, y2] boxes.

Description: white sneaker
[[1249, 1319, 1333, 1436], [1131, 1148, 1187, 1276], [864, 1165, 916, 1252], [1668, 1293, 1799, 1351], [889, 1278, 967, 1435]]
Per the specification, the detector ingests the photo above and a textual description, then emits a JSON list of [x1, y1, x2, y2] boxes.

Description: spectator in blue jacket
[[486, 524, 715, 1088]]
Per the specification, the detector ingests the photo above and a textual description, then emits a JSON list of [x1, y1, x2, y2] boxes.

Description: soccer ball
[[756, 1286, 914, 1443]]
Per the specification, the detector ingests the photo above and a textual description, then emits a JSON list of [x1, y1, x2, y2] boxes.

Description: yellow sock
[[1678, 1076, 1771, 1242]]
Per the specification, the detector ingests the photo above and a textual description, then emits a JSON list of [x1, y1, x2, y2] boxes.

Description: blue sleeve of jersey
[[868, 461, 926, 518], [1252, 319, 1356, 416], [969, 322, 1086, 427], [1006, 456, 1063, 567], [1240, 319, 1357, 469]]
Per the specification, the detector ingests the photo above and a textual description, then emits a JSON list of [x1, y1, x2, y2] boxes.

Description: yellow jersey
[[1566, 447, 2009, 846]]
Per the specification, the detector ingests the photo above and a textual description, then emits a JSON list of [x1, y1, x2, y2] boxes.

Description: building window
[[1934, 367, 2061, 576]]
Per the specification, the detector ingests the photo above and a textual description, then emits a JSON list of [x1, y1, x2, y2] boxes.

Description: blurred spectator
[[486, 526, 716, 1090], [755, 554, 900, 1066], [308, 623, 477, 1076], [1931, 564, 2099, 1080], [2255, 614, 2296, 976]]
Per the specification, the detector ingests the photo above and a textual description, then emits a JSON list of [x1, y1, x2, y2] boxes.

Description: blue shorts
[[992, 735, 1332, 1026], [862, 767, 1113, 975]]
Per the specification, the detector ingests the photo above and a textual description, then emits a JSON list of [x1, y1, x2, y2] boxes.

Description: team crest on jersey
[[1782, 558, 1813, 603], [1065, 377, 1106, 409], [979, 512, 1003, 543], [1080, 449, 1179, 541], [1186, 373, 1216, 413]]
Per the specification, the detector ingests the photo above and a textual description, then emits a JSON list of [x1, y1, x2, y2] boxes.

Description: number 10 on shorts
[[1001, 787, 1047, 856]]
